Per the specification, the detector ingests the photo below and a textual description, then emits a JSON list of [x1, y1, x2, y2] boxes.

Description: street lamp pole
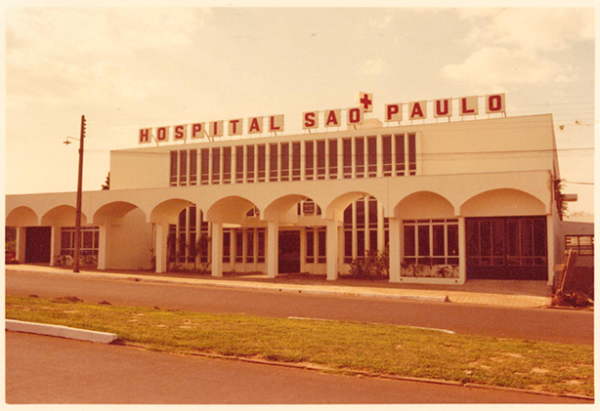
[[73, 115, 86, 273]]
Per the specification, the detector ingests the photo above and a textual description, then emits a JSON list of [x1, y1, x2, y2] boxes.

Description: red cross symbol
[[359, 92, 373, 112]]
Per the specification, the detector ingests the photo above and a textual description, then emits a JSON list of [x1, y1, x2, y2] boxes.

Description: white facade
[[6, 113, 569, 285]]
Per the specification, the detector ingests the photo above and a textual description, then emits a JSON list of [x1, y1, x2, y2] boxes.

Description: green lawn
[[6, 295, 594, 397]]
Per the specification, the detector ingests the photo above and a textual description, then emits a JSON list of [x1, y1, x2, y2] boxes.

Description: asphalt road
[[6, 332, 590, 404], [6, 270, 594, 344]]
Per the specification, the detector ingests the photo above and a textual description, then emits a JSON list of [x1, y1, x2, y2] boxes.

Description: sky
[[4, 3, 596, 216]]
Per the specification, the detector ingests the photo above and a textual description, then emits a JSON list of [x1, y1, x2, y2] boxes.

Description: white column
[[389, 218, 401, 282], [326, 220, 339, 281], [546, 214, 555, 286], [299, 226, 306, 273], [211, 222, 223, 277], [49, 226, 57, 266], [458, 217, 467, 284], [16, 227, 27, 263], [97, 224, 108, 270], [155, 223, 167, 273], [267, 221, 279, 278]]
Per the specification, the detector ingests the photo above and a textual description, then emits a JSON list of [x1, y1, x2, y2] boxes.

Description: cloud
[[440, 47, 574, 89], [358, 58, 390, 75], [458, 8, 594, 51], [6, 8, 212, 107], [368, 15, 393, 29]]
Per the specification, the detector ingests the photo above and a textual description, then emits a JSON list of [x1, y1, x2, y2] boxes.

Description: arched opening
[[460, 188, 546, 217], [6, 206, 38, 227], [326, 192, 388, 278], [461, 189, 548, 280], [93, 201, 151, 271], [263, 194, 324, 275], [393, 192, 459, 281], [41, 205, 88, 227]]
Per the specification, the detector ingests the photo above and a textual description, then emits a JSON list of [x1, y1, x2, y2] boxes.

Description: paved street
[[6, 269, 593, 344], [6, 332, 590, 404]]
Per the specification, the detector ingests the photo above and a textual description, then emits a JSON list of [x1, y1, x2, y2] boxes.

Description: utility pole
[[73, 115, 86, 273]]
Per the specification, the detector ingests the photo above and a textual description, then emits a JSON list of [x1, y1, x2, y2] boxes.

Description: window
[[394, 134, 405, 176], [257, 144, 266, 182], [355, 137, 365, 178], [328, 139, 338, 179], [317, 140, 326, 180], [368, 197, 378, 252], [566, 235, 594, 256], [189, 149, 198, 185], [199, 211, 209, 263], [306, 230, 314, 264], [235, 146, 244, 183], [246, 145, 255, 183], [200, 148, 209, 185], [246, 230, 254, 263], [408, 133, 416, 175], [188, 206, 197, 263], [168, 224, 177, 263], [60, 227, 99, 257], [269, 143, 278, 182], [223, 147, 232, 184], [382, 135, 392, 177], [355, 199, 366, 257], [281, 143, 290, 181], [305, 141, 314, 180], [177, 210, 187, 263], [292, 142, 301, 181], [344, 202, 353, 263], [318, 228, 326, 263], [223, 230, 231, 263], [235, 230, 244, 263], [179, 150, 188, 185], [343, 139, 352, 179], [403, 219, 459, 266], [211, 147, 220, 184], [367, 136, 377, 178], [467, 217, 546, 268], [170, 151, 178, 186], [257, 229, 265, 263]]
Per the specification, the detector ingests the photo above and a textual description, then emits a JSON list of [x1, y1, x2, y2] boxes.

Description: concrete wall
[[109, 114, 556, 191], [107, 208, 153, 270]]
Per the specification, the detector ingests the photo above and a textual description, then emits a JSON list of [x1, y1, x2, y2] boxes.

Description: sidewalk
[[6, 264, 553, 309]]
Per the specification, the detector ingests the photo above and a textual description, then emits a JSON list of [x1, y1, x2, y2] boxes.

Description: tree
[[101, 172, 110, 190]]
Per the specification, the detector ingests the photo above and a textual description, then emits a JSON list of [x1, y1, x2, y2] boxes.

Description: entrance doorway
[[278, 230, 300, 274], [25, 227, 51, 264], [466, 216, 547, 280]]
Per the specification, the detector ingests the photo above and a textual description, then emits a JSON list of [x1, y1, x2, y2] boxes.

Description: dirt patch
[[54, 296, 83, 303]]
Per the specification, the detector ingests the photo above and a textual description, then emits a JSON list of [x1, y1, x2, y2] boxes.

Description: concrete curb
[[6, 319, 118, 344], [123, 342, 594, 402], [8, 268, 451, 304]]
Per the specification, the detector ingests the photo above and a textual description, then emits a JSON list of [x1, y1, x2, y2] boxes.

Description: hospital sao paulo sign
[[138, 93, 506, 144]]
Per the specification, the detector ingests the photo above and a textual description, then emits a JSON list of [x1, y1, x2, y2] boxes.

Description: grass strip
[[6, 295, 593, 397]]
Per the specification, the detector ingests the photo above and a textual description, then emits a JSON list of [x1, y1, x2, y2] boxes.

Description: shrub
[[347, 249, 389, 279]]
